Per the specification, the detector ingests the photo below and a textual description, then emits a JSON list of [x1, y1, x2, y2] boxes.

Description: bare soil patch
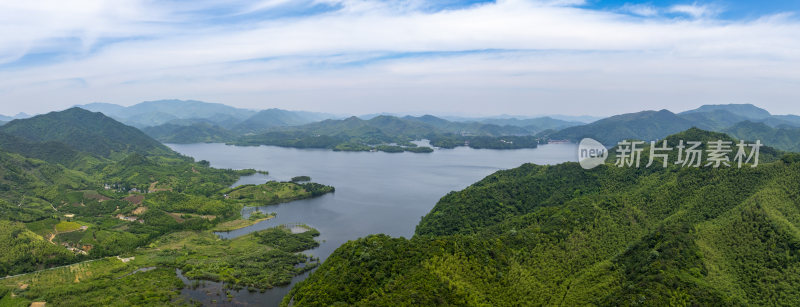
[[124, 194, 145, 205]]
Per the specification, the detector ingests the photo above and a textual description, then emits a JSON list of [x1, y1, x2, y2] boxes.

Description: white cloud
[[668, 3, 721, 19], [620, 3, 659, 17], [0, 0, 798, 116]]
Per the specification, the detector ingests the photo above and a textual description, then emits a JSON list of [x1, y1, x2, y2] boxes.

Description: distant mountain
[[143, 123, 237, 144], [358, 112, 404, 120], [402, 115, 531, 136], [680, 104, 771, 120], [724, 121, 800, 152], [293, 115, 437, 140], [443, 114, 601, 124], [762, 115, 800, 128], [77, 100, 337, 131], [84, 99, 255, 119], [77, 99, 257, 128], [0, 120, 5, 126], [547, 109, 695, 145], [77, 102, 127, 116], [0, 113, 32, 122], [121, 111, 181, 128], [679, 104, 800, 129], [403, 115, 451, 127], [677, 109, 750, 131], [478, 117, 583, 132], [236, 115, 541, 151], [545, 114, 603, 123], [233, 108, 332, 133], [0, 108, 172, 159]]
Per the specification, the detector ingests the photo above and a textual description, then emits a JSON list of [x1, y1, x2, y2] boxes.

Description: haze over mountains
[[76, 100, 333, 130], [4, 100, 799, 153], [65, 100, 593, 149], [545, 104, 800, 151]]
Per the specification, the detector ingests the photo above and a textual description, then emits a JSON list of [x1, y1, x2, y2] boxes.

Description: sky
[[1, 0, 799, 117]]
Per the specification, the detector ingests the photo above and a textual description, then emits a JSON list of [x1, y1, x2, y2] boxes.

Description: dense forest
[[287, 129, 800, 306]]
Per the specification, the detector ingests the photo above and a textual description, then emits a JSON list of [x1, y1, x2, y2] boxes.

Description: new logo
[[578, 138, 607, 169]]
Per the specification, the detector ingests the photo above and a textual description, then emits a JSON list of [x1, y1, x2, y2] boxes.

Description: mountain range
[[10, 100, 800, 154], [544, 104, 800, 151], [90, 101, 800, 153], [76, 100, 336, 131]]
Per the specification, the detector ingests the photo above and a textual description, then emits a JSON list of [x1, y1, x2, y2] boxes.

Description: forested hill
[[234, 115, 543, 151], [142, 122, 236, 144], [547, 109, 695, 145], [0, 107, 173, 159], [544, 104, 800, 152], [286, 129, 800, 306], [725, 121, 800, 152]]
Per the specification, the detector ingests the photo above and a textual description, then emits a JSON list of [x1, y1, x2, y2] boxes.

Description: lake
[[167, 142, 578, 306]]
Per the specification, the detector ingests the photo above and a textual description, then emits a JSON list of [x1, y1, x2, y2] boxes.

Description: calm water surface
[[167, 142, 578, 306]]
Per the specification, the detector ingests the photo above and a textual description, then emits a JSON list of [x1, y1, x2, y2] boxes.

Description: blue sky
[[1, 0, 799, 116], [584, 0, 800, 19]]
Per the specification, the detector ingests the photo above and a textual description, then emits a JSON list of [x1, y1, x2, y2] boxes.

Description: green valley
[[0, 108, 335, 306]]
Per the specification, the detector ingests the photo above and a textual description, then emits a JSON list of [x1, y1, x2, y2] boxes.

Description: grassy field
[[24, 219, 60, 237], [212, 214, 275, 232], [54, 221, 83, 233]]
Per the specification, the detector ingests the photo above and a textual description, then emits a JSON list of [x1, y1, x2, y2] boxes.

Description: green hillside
[[0, 149, 92, 222], [548, 109, 695, 145], [233, 108, 332, 133], [286, 129, 800, 306], [544, 104, 800, 147], [0, 108, 172, 159], [725, 121, 800, 152], [142, 122, 237, 144], [680, 103, 771, 120], [0, 106, 340, 304], [0, 132, 94, 168], [677, 109, 750, 131]]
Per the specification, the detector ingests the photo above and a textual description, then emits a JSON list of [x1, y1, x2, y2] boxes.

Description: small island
[[221, 180, 335, 206]]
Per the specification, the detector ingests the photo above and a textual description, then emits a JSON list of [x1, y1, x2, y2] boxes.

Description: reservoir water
[[167, 142, 578, 306]]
